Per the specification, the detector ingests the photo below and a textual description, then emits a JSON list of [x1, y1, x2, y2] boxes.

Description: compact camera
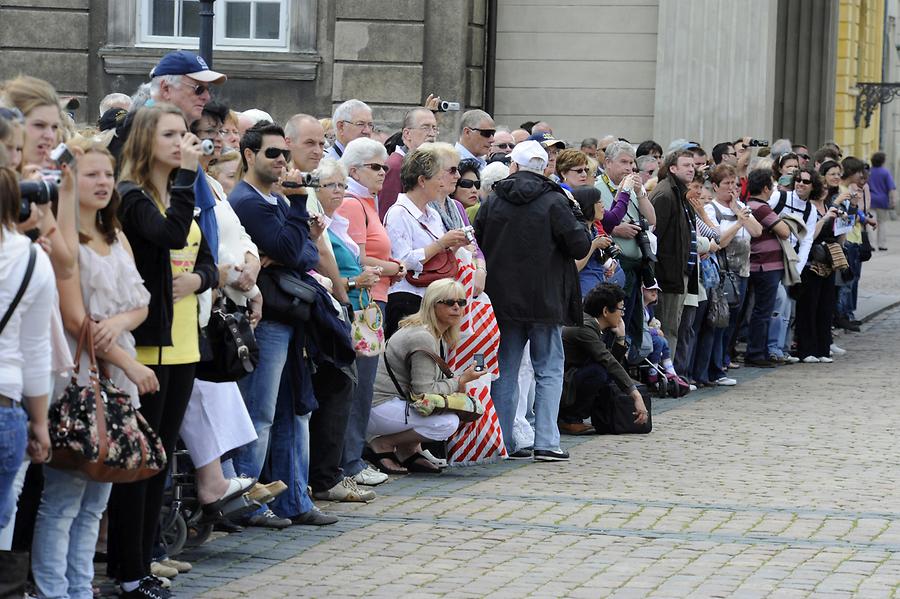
[[200, 139, 215, 155], [438, 101, 460, 112], [460, 225, 476, 244]]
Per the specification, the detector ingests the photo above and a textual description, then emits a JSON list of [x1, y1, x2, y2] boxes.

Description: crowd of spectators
[[0, 49, 892, 598]]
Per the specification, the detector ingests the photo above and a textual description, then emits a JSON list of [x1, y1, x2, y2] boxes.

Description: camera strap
[[0, 244, 37, 336]]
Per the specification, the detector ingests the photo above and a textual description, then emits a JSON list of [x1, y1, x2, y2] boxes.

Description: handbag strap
[[0, 245, 37, 336], [382, 339, 454, 400], [400, 205, 440, 241]]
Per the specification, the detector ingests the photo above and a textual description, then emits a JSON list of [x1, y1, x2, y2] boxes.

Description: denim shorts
[[0, 405, 28, 530]]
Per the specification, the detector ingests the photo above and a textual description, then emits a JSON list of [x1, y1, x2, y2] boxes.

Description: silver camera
[[200, 139, 215, 155], [439, 101, 461, 112], [460, 225, 475, 243]]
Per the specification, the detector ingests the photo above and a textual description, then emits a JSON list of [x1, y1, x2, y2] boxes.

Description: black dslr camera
[[635, 216, 657, 262], [19, 179, 58, 222]]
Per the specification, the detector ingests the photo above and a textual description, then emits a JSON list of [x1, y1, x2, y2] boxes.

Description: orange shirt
[[336, 193, 393, 302]]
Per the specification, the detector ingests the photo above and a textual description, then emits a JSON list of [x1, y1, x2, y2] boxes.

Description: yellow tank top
[[136, 219, 202, 365]]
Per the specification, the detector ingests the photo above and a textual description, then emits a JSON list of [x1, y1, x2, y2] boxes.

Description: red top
[[377, 150, 406, 222]]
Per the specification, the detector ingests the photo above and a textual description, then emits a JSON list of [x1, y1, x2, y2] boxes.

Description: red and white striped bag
[[446, 258, 507, 465]]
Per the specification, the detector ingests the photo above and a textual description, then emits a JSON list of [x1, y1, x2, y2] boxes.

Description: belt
[[0, 395, 20, 408]]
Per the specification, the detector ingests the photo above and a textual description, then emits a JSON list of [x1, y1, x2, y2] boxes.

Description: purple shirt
[[867, 166, 895, 209]]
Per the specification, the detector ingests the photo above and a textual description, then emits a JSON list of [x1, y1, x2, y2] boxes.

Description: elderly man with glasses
[[490, 128, 517, 157], [455, 109, 496, 170], [379, 107, 439, 220], [326, 98, 374, 160]]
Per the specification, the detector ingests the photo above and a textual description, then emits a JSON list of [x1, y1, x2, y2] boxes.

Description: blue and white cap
[[150, 51, 226, 84]]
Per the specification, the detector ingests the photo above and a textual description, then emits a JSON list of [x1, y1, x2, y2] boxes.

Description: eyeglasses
[[614, 306, 626, 313], [795, 178, 812, 185], [320, 182, 348, 192], [222, 128, 239, 137], [568, 167, 590, 175], [414, 125, 439, 134], [343, 120, 375, 131], [363, 163, 390, 173], [469, 127, 496, 138], [437, 298, 468, 308], [798, 154, 810, 160], [197, 127, 226, 138], [493, 142, 514, 150], [0, 107, 25, 124], [182, 80, 209, 97], [261, 147, 292, 161], [445, 166, 459, 176], [457, 179, 481, 190]]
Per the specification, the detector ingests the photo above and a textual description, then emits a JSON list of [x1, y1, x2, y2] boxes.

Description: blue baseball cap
[[527, 132, 565, 149], [150, 51, 226, 84]]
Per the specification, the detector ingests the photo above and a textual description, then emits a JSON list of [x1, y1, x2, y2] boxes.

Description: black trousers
[[107, 362, 195, 582], [558, 363, 611, 424], [309, 363, 354, 493], [795, 269, 835, 359], [385, 292, 422, 338]]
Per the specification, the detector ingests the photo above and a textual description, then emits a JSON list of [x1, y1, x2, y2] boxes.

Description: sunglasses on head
[[470, 127, 496, 138], [261, 147, 292, 161], [363, 163, 390, 173], [437, 298, 467, 308], [457, 179, 481, 190]]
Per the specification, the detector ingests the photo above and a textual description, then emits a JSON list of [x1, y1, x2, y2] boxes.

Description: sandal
[[400, 453, 442, 474], [363, 447, 407, 475], [201, 476, 255, 520]]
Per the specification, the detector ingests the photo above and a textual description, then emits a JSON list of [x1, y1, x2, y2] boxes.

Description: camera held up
[[19, 179, 57, 222]]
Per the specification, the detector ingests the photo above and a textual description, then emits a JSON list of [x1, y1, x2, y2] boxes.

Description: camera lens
[[200, 139, 215, 155]]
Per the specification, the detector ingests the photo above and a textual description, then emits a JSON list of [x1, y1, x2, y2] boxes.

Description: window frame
[[136, 0, 291, 52]]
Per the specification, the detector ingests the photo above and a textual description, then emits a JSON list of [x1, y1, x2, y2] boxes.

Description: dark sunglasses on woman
[[437, 298, 467, 307], [364, 163, 390, 173], [457, 179, 481, 190]]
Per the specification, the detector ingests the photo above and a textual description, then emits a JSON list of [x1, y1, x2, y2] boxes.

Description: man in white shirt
[[455, 109, 495, 170]]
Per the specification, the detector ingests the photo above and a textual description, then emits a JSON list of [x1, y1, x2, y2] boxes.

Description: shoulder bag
[[383, 341, 483, 422], [399, 207, 458, 287], [719, 251, 742, 309], [256, 265, 317, 323], [196, 295, 259, 382], [49, 318, 167, 483], [0, 245, 37, 336]]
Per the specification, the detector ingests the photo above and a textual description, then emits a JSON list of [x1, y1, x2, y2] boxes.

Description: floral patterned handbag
[[351, 289, 384, 357], [48, 318, 167, 483]]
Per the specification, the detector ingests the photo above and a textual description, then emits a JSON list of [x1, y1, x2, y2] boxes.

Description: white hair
[[481, 161, 509, 191], [99, 93, 132, 116], [770, 138, 792, 158], [241, 108, 274, 126], [131, 82, 153, 110], [313, 157, 348, 182], [604, 140, 636, 162], [340, 137, 388, 169], [149, 74, 181, 101], [332, 99, 371, 124]]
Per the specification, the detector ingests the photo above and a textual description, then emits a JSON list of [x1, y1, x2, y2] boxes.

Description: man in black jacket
[[649, 150, 696, 358], [474, 140, 592, 462]]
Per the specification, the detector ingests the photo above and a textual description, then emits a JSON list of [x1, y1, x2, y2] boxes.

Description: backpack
[[773, 191, 812, 251]]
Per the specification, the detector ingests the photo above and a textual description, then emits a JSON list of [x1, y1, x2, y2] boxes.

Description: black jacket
[[649, 176, 695, 294], [563, 313, 638, 393], [117, 169, 218, 348], [473, 171, 591, 326]]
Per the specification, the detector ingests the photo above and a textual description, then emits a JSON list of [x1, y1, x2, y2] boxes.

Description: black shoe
[[835, 316, 861, 332], [508, 448, 533, 460], [533, 449, 570, 462], [745, 358, 777, 368], [214, 518, 244, 534], [291, 508, 338, 526], [121, 576, 172, 599]]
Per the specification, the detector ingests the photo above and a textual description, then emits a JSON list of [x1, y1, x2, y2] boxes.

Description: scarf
[[430, 196, 465, 232]]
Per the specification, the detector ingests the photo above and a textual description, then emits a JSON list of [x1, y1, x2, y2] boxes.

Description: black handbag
[[859, 231, 874, 262], [591, 384, 652, 434], [719, 252, 742, 309], [256, 266, 317, 324], [196, 296, 259, 382]]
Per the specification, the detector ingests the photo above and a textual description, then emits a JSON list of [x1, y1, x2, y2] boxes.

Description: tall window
[[138, 0, 289, 50]]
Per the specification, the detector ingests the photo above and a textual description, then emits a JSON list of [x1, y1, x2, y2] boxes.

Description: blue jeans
[[767, 283, 791, 357], [747, 269, 783, 361], [491, 321, 564, 454], [0, 405, 27, 531], [264, 375, 312, 517], [648, 333, 670, 365], [341, 301, 384, 477], [722, 275, 749, 366], [32, 467, 111, 599], [837, 242, 860, 318]]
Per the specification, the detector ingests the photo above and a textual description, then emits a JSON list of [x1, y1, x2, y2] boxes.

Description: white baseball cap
[[509, 140, 548, 173]]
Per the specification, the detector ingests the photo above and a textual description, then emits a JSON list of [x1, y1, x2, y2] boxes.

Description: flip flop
[[363, 447, 407, 475], [400, 454, 442, 474]]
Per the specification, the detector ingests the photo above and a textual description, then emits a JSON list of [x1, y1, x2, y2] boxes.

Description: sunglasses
[[798, 154, 810, 160], [469, 127, 496, 138], [183, 80, 209, 97], [437, 298, 468, 308], [795, 178, 812, 184], [363, 163, 390, 173], [445, 166, 459, 175], [568, 167, 590, 175], [457, 179, 481, 190], [261, 147, 292, 161], [493, 142, 514, 150]]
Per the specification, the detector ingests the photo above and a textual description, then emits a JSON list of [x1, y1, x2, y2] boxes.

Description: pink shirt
[[336, 189, 393, 302]]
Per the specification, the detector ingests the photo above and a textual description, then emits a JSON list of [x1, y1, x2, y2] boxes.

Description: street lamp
[[199, 0, 215, 67]]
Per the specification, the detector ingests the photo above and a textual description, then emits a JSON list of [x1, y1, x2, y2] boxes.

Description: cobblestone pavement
[[164, 225, 900, 598], [161, 296, 900, 598]]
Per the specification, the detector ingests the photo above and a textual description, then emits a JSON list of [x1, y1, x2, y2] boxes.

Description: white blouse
[[383, 194, 448, 298]]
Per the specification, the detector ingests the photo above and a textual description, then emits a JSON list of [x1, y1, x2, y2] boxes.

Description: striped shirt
[[747, 199, 784, 272]]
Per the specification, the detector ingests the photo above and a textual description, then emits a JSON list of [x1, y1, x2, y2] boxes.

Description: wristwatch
[[347, 278, 357, 291]]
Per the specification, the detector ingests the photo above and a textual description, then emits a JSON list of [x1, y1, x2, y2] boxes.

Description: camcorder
[[437, 101, 460, 112], [748, 139, 769, 147], [282, 172, 321, 190]]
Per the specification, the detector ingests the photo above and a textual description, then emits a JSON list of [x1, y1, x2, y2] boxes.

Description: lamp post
[[199, 0, 215, 66]]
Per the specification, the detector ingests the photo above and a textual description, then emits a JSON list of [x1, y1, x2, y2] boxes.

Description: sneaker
[[121, 577, 172, 599], [818, 356, 834, 363], [801, 356, 820, 363], [715, 377, 737, 386], [727, 362, 741, 370], [351, 466, 388, 486], [291, 507, 339, 526], [158, 558, 191, 573], [313, 477, 376, 502], [830, 344, 847, 355], [768, 354, 786, 363], [248, 480, 287, 504], [149, 561, 178, 579], [245, 508, 292, 529], [508, 448, 533, 460], [746, 358, 777, 368], [533, 449, 570, 462], [689, 384, 697, 392], [835, 316, 860, 332]]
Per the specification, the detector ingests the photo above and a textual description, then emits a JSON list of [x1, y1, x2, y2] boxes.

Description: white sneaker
[[689, 384, 697, 392], [783, 356, 800, 364], [830, 344, 847, 355], [818, 356, 834, 363], [715, 377, 737, 386], [313, 477, 376, 502], [351, 466, 388, 486], [802, 356, 820, 363]]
